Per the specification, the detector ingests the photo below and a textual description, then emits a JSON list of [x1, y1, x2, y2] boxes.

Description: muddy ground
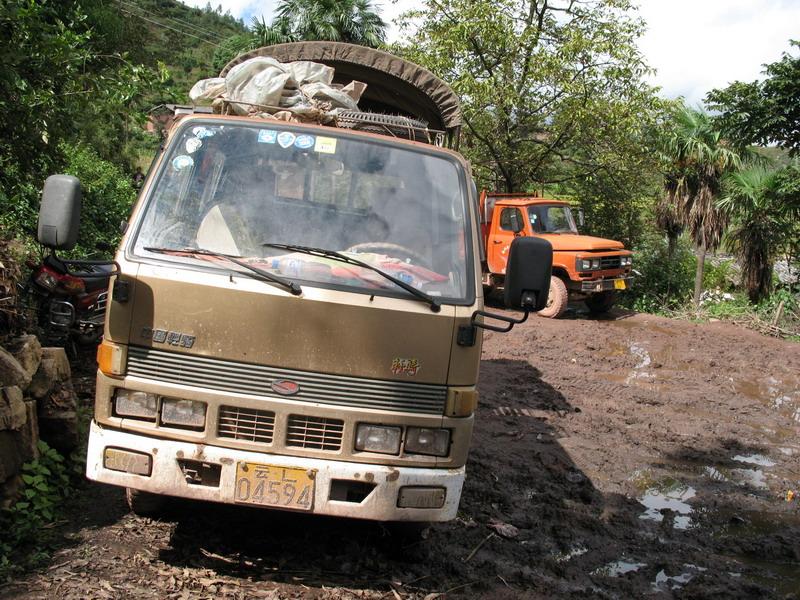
[[1, 309, 799, 599]]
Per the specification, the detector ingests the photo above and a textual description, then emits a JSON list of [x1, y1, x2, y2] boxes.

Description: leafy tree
[[250, 0, 386, 48], [707, 40, 800, 155], [718, 163, 800, 301], [0, 0, 158, 241], [213, 33, 258, 72], [659, 105, 741, 307], [276, 0, 386, 47], [393, 0, 661, 194]]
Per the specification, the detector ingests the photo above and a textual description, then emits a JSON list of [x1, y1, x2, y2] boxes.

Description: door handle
[[492, 240, 502, 244]]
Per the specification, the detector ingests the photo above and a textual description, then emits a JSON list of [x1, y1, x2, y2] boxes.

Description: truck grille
[[127, 347, 447, 415], [286, 415, 344, 451], [218, 406, 275, 444], [600, 256, 621, 269]]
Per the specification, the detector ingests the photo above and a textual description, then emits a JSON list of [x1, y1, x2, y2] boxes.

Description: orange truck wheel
[[537, 276, 568, 318]]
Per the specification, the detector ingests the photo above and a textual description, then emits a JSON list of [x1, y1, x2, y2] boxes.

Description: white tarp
[[189, 56, 362, 119]]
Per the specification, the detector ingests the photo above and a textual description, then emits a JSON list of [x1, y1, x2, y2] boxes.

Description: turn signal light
[[97, 340, 126, 376]]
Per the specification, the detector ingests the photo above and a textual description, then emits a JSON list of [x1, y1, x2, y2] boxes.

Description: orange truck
[[479, 191, 633, 317]]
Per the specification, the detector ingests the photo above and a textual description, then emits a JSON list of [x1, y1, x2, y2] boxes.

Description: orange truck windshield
[[527, 205, 577, 234]]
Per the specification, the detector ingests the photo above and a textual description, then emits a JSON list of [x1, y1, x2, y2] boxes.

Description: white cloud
[[636, 0, 800, 104], [178, 0, 799, 104]]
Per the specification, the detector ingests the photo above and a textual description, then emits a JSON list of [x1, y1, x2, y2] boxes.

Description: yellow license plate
[[234, 462, 315, 511], [614, 279, 626, 290]]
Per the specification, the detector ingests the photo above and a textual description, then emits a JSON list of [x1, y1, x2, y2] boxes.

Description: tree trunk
[[667, 233, 677, 259], [693, 240, 706, 309]]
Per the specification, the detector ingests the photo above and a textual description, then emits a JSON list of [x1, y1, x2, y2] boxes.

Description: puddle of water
[[703, 466, 728, 481], [624, 342, 653, 385], [729, 468, 768, 489], [734, 376, 800, 422], [592, 559, 647, 577], [651, 564, 707, 592], [733, 454, 776, 467], [702, 464, 770, 490], [638, 480, 696, 529]]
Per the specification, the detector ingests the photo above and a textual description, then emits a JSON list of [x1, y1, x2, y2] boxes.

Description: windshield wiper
[[261, 242, 441, 313], [143, 247, 302, 296]]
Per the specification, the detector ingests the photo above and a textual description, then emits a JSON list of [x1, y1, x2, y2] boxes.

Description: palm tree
[[718, 164, 800, 302], [660, 105, 742, 307], [258, 0, 387, 48]]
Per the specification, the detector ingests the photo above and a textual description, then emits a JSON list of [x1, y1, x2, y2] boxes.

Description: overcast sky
[[181, 0, 799, 105]]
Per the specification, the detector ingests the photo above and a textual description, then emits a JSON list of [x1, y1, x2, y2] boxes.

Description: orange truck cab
[[479, 191, 633, 317]]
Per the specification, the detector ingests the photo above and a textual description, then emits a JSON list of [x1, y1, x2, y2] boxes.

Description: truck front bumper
[[578, 276, 634, 293], [86, 421, 464, 522]]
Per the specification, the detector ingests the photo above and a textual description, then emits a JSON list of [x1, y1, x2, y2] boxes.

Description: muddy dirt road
[[2, 310, 799, 599]]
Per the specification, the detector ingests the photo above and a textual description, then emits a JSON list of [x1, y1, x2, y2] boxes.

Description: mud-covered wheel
[[126, 487, 167, 517], [586, 291, 617, 315], [386, 521, 430, 544], [537, 276, 568, 318]]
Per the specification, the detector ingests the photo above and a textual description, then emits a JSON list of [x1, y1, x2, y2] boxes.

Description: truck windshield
[[132, 121, 472, 302], [528, 205, 577, 234]]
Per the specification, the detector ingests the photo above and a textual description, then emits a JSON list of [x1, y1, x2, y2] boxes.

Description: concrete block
[[0, 347, 30, 390], [0, 386, 26, 431], [42, 347, 71, 380], [7, 335, 42, 381], [0, 431, 23, 482], [0, 474, 23, 510], [16, 399, 39, 463]]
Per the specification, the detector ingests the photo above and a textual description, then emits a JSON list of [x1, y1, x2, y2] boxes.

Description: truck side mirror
[[508, 210, 524, 234], [504, 237, 553, 311], [577, 208, 585, 228], [37, 175, 82, 250]]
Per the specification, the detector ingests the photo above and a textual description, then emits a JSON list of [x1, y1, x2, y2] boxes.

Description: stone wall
[[0, 335, 79, 508]]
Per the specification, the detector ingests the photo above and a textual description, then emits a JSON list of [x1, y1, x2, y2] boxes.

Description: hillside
[[112, 0, 248, 101]]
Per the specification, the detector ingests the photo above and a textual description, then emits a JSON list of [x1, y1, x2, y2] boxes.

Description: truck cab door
[[487, 207, 525, 274]]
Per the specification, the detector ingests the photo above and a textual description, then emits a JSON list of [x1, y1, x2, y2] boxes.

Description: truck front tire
[[126, 487, 167, 517], [537, 276, 568, 318], [586, 291, 617, 315]]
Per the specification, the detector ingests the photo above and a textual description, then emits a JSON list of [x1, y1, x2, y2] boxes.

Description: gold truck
[[36, 43, 552, 522]]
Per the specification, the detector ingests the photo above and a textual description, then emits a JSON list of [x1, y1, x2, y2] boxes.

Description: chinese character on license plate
[[234, 462, 315, 511]]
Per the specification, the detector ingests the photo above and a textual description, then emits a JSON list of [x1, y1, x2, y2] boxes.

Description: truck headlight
[[355, 423, 401, 454], [622, 256, 632, 266], [405, 427, 450, 457], [579, 259, 591, 270], [114, 389, 158, 420], [591, 259, 601, 269], [161, 398, 206, 429]]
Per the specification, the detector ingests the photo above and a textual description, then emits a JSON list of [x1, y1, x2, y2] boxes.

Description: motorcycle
[[23, 245, 116, 349]]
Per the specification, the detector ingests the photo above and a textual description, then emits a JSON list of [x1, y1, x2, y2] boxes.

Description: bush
[[60, 143, 138, 256], [622, 233, 696, 314], [0, 441, 71, 581], [703, 258, 738, 291]]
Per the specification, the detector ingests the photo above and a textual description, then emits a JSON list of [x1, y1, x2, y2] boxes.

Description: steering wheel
[[345, 242, 430, 268]]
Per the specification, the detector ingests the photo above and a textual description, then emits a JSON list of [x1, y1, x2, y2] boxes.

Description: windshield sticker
[[258, 129, 278, 144], [391, 358, 420, 377], [294, 134, 315, 149], [185, 137, 202, 153], [192, 126, 215, 139], [314, 136, 337, 154], [277, 131, 296, 148], [171, 155, 194, 171]]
